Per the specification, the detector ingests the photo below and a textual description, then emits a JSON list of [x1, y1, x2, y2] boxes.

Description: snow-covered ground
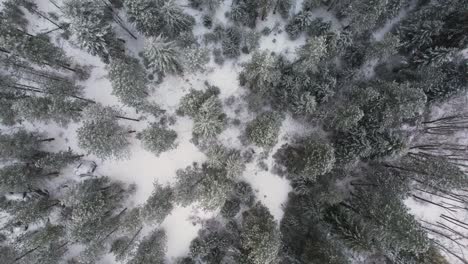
[[8, 0, 468, 262]]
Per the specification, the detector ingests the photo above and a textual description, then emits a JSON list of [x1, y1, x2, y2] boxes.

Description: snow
[[11, 0, 302, 261]]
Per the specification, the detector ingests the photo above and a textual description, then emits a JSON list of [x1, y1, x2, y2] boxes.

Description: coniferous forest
[[0, 0, 467, 263]]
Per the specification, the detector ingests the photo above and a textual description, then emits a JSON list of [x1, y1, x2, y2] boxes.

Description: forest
[[0, 0, 467, 263]]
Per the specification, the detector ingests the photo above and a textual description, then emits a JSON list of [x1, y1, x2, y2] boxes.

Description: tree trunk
[[115, 115, 140, 122], [38, 138, 55, 142], [12, 245, 41, 263]]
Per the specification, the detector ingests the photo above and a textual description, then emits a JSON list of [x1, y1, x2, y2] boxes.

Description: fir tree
[[77, 104, 133, 160], [137, 123, 178, 156], [240, 51, 282, 96], [275, 136, 336, 181], [143, 182, 174, 223], [127, 229, 167, 264], [245, 111, 283, 148], [144, 36, 184, 76], [108, 56, 149, 108], [175, 163, 235, 209], [241, 202, 281, 264]]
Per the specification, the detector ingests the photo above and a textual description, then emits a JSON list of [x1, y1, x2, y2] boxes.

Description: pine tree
[[108, 55, 149, 107], [181, 45, 210, 73], [77, 104, 133, 160], [63, 0, 122, 63], [221, 26, 242, 58], [192, 96, 226, 139], [178, 87, 220, 117], [62, 177, 131, 243], [189, 220, 236, 263], [143, 182, 174, 223], [175, 163, 235, 209], [124, 0, 194, 38], [158, 0, 195, 38], [275, 136, 336, 181], [206, 144, 245, 178], [245, 111, 283, 148], [127, 229, 167, 264], [144, 36, 183, 76], [15, 224, 68, 264], [0, 129, 42, 161], [137, 123, 178, 156], [33, 150, 82, 173], [295, 36, 328, 73], [241, 202, 281, 264], [240, 51, 282, 96]]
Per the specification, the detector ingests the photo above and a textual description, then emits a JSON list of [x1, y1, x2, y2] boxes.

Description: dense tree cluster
[[0, 0, 466, 263]]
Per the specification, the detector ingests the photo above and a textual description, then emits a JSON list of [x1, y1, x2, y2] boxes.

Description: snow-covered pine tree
[[77, 104, 134, 160], [143, 182, 174, 223], [240, 202, 281, 264], [127, 229, 167, 264], [137, 122, 178, 156], [144, 35, 184, 76], [240, 51, 282, 96], [108, 55, 149, 107], [245, 111, 283, 148]]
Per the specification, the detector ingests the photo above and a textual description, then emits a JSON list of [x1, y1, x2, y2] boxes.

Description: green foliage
[[138, 123, 178, 156], [77, 104, 131, 160], [144, 35, 184, 76], [240, 51, 282, 96], [127, 229, 167, 264], [178, 87, 219, 117], [245, 111, 283, 147], [222, 26, 242, 58], [275, 136, 336, 181], [108, 56, 149, 107], [143, 182, 174, 223], [62, 176, 131, 242], [175, 163, 235, 209], [241, 202, 281, 264], [206, 144, 245, 178], [0, 129, 41, 160], [179, 88, 226, 139], [63, 0, 122, 63], [192, 96, 226, 139], [124, 0, 194, 38]]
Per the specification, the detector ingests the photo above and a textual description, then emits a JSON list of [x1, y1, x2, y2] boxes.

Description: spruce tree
[[77, 104, 133, 160], [144, 36, 184, 76], [137, 123, 178, 156], [245, 111, 283, 148]]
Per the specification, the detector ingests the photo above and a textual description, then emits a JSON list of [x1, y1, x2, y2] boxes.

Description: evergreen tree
[[206, 144, 245, 178], [144, 36, 184, 76], [295, 36, 328, 73], [240, 51, 282, 96], [62, 177, 131, 243], [108, 56, 149, 108], [175, 163, 235, 209], [275, 136, 336, 181], [77, 104, 133, 160], [0, 129, 43, 161], [178, 87, 220, 117], [241, 202, 281, 264], [143, 182, 174, 223], [127, 229, 167, 264], [63, 0, 124, 63], [245, 111, 283, 148], [137, 123, 178, 156], [192, 96, 226, 139], [124, 0, 194, 38]]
